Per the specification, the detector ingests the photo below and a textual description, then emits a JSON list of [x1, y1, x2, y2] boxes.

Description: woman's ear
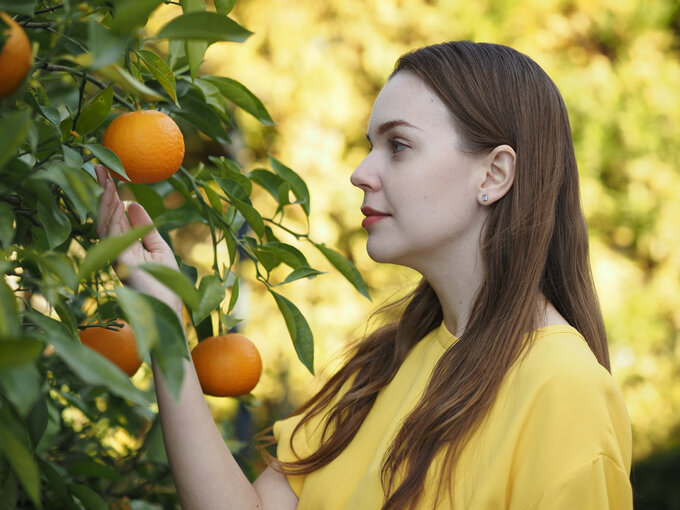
[[477, 144, 516, 205]]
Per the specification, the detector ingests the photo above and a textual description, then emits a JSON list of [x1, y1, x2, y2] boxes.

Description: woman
[[96, 41, 632, 509]]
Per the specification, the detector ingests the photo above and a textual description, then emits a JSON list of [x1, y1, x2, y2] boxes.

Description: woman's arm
[[95, 165, 298, 510]]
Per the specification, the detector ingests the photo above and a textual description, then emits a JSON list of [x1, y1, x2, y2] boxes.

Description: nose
[[350, 153, 381, 191]]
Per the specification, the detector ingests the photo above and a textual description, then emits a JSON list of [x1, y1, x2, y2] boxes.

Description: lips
[[361, 206, 390, 229]]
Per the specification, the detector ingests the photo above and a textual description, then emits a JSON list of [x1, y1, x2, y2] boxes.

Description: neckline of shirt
[[433, 322, 583, 349]]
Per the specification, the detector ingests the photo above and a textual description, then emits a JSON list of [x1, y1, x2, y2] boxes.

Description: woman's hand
[[95, 164, 182, 316]]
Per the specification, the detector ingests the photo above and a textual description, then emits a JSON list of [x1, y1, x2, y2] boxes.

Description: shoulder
[[494, 326, 633, 506], [507, 325, 632, 469], [516, 325, 618, 399]]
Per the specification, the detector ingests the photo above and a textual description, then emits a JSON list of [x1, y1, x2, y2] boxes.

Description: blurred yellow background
[[149, 0, 679, 464]]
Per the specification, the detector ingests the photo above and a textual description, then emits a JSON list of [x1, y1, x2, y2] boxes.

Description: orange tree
[[0, 0, 369, 507]]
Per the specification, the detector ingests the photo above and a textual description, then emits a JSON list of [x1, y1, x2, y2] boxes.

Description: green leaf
[[201, 76, 274, 125], [0, 414, 41, 508], [277, 182, 292, 210], [314, 243, 370, 299], [116, 288, 188, 401], [0, 108, 31, 171], [156, 12, 253, 43], [109, 0, 162, 34], [174, 91, 231, 143], [30, 181, 71, 250], [137, 262, 201, 310], [248, 169, 285, 202], [214, 0, 237, 14], [45, 162, 101, 220], [186, 39, 208, 79], [192, 274, 226, 326], [62, 145, 83, 168], [142, 417, 168, 464], [0, 279, 18, 340], [202, 184, 223, 212], [260, 242, 309, 269], [227, 277, 239, 313], [0, 0, 36, 15], [136, 49, 178, 104], [68, 483, 108, 510], [81, 143, 128, 181], [0, 365, 41, 417], [0, 340, 44, 370], [155, 208, 207, 231], [253, 248, 279, 272], [26, 397, 48, 450], [281, 266, 324, 285], [39, 458, 78, 509], [127, 183, 166, 219], [222, 189, 265, 239], [215, 177, 250, 204], [77, 224, 153, 281], [66, 459, 121, 481], [37, 252, 77, 291], [26, 311, 152, 406], [211, 156, 253, 195], [75, 86, 113, 135], [269, 156, 311, 216], [96, 64, 167, 102], [88, 21, 133, 69], [269, 289, 314, 374], [38, 105, 63, 128]]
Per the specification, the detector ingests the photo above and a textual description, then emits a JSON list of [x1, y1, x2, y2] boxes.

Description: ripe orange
[[191, 333, 262, 397], [0, 12, 32, 99], [102, 110, 185, 183], [78, 320, 143, 377]]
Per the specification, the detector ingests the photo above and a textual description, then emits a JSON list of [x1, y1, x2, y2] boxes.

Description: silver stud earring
[[481, 194, 488, 202]]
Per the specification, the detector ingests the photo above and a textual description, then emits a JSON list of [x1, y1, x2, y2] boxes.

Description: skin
[[95, 70, 566, 508]]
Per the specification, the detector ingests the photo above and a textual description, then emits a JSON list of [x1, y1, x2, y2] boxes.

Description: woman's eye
[[389, 139, 408, 153]]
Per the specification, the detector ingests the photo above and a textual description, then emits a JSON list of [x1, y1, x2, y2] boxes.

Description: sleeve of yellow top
[[273, 414, 310, 498], [510, 345, 633, 509], [527, 454, 632, 509]]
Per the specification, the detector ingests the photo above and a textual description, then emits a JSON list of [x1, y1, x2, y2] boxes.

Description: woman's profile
[[96, 40, 632, 509]]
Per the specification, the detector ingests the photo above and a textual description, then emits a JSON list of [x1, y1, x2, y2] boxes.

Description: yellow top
[[274, 323, 632, 509]]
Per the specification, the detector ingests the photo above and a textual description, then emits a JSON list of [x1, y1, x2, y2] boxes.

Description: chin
[[365, 240, 406, 266]]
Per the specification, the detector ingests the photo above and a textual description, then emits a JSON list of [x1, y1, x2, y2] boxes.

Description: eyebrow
[[365, 119, 421, 143]]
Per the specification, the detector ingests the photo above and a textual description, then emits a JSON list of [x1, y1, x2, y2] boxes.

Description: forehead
[[368, 71, 454, 134]]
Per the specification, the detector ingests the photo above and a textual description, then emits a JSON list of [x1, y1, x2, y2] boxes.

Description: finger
[[94, 164, 109, 187], [96, 178, 119, 239], [127, 202, 170, 254], [107, 200, 129, 238]]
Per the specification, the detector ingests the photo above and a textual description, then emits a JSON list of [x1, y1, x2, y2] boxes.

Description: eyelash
[[389, 139, 408, 153], [365, 138, 409, 154]]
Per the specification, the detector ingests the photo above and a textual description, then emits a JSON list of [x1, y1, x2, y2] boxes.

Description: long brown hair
[[268, 41, 608, 509]]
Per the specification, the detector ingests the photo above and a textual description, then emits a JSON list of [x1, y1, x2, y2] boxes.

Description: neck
[[418, 249, 485, 339]]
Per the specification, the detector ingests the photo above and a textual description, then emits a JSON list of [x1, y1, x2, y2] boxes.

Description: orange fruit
[[102, 110, 185, 183], [0, 12, 33, 98], [79, 320, 143, 377], [191, 333, 262, 397]]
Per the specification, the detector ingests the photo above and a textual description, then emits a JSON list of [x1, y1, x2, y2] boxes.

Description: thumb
[[126, 202, 153, 227]]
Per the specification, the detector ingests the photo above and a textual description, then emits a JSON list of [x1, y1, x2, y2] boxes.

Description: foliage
[[0, 0, 368, 507]]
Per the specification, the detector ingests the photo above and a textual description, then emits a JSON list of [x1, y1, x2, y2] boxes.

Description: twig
[[262, 217, 309, 240], [34, 5, 65, 15], [21, 22, 52, 29], [37, 62, 135, 112]]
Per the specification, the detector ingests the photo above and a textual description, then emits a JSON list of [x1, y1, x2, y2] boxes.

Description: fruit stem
[[77, 321, 125, 331]]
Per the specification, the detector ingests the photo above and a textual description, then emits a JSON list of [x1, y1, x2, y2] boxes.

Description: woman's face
[[350, 71, 488, 271]]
